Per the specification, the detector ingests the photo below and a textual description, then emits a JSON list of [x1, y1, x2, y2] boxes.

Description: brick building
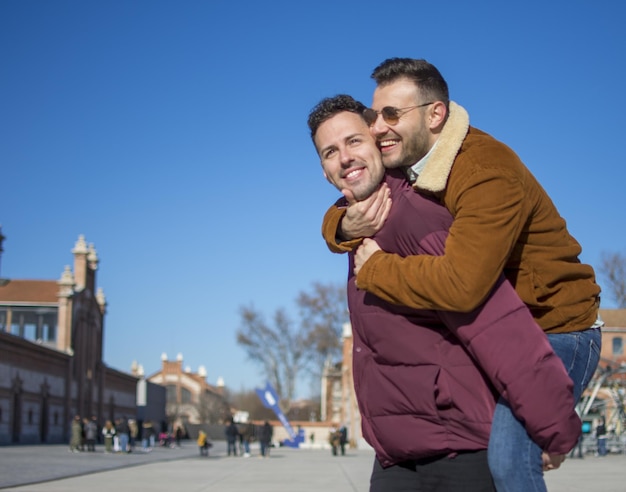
[[0, 235, 149, 444], [598, 309, 626, 368], [146, 353, 230, 429], [320, 322, 362, 448]]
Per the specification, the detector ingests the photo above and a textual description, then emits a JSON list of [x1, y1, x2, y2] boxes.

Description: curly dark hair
[[372, 58, 449, 107], [307, 94, 367, 141]]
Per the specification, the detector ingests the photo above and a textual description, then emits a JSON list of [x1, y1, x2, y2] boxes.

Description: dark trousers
[[370, 450, 495, 492]]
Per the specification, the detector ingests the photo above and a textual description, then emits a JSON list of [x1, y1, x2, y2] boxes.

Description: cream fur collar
[[413, 101, 469, 193]]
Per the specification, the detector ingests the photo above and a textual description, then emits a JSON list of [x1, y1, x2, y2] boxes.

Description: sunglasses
[[363, 102, 435, 126]]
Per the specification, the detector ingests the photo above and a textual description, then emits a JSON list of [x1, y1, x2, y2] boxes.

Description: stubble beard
[[389, 133, 430, 170], [351, 180, 379, 201], [382, 153, 410, 169], [381, 138, 424, 170]]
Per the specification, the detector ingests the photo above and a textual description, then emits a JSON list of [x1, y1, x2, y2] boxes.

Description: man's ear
[[428, 101, 448, 131]]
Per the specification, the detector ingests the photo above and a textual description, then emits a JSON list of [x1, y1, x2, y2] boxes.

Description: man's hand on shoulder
[[338, 183, 391, 241]]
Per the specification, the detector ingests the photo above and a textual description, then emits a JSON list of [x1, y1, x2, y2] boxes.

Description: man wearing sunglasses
[[310, 94, 580, 492], [321, 58, 602, 492]]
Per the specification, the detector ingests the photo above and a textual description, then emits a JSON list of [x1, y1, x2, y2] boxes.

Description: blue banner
[[255, 382, 304, 447]]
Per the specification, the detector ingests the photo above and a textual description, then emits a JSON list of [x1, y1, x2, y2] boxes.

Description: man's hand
[[338, 183, 391, 241], [354, 238, 383, 275], [542, 452, 566, 471]]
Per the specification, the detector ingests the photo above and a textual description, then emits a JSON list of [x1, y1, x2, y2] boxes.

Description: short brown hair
[[372, 58, 449, 107], [307, 94, 367, 141]]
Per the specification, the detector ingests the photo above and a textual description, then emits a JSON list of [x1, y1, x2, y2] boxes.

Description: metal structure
[[577, 360, 626, 454]]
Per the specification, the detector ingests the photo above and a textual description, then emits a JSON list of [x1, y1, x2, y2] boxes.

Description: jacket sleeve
[[438, 276, 581, 454], [356, 166, 527, 311], [321, 202, 363, 254]]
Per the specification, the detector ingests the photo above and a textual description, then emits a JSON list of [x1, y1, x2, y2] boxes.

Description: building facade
[[0, 235, 143, 444], [320, 322, 362, 448], [598, 309, 626, 369], [580, 309, 626, 436], [146, 353, 230, 430]]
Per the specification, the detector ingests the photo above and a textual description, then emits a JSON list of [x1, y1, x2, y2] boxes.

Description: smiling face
[[370, 77, 434, 169], [314, 111, 384, 201]]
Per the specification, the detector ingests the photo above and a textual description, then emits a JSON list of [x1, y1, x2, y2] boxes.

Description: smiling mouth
[[378, 139, 398, 152], [344, 168, 363, 180]]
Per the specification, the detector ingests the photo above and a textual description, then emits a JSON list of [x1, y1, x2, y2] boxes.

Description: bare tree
[[236, 306, 307, 412], [236, 283, 348, 405], [296, 282, 349, 380], [197, 391, 230, 424], [599, 251, 626, 307], [229, 389, 276, 421]]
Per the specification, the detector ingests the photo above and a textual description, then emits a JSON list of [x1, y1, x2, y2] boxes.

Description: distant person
[[117, 416, 130, 453], [320, 58, 602, 492], [175, 425, 183, 447], [84, 417, 98, 452], [128, 418, 138, 452], [237, 422, 253, 458], [225, 417, 239, 457], [69, 415, 82, 453], [197, 430, 210, 456], [596, 417, 608, 457], [113, 418, 122, 452], [141, 421, 154, 452], [569, 411, 585, 459], [259, 421, 273, 458], [237, 425, 245, 455], [339, 425, 348, 456], [96, 417, 103, 444], [80, 417, 86, 451], [102, 420, 116, 454], [158, 430, 173, 448], [329, 425, 341, 457]]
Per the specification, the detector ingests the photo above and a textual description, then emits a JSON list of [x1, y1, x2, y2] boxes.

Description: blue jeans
[[488, 327, 601, 492], [597, 437, 608, 456], [119, 433, 129, 453]]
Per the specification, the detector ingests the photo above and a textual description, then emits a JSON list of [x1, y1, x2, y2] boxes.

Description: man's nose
[[339, 148, 353, 164]]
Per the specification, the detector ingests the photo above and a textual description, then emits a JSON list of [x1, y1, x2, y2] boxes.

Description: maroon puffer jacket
[[347, 170, 580, 468]]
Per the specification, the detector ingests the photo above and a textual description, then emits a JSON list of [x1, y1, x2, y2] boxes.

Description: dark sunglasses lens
[[381, 107, 400, 124], [363, 108, 377, 126]]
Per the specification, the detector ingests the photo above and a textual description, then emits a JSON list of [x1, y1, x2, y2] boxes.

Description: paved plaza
[[0, 442, 624, 491]]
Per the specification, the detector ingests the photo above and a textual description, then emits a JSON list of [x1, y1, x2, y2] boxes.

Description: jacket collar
[[413, 101, 469, 193]]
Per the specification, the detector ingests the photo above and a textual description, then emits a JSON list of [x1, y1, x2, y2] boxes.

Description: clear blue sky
[[2, 1, 625, 398]]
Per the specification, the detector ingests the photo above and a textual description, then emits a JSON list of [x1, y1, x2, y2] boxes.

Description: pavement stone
[[0, 443, 624, 491]]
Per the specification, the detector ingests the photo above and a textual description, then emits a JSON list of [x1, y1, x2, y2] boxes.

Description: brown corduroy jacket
[[322, 102, 600, 333]]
